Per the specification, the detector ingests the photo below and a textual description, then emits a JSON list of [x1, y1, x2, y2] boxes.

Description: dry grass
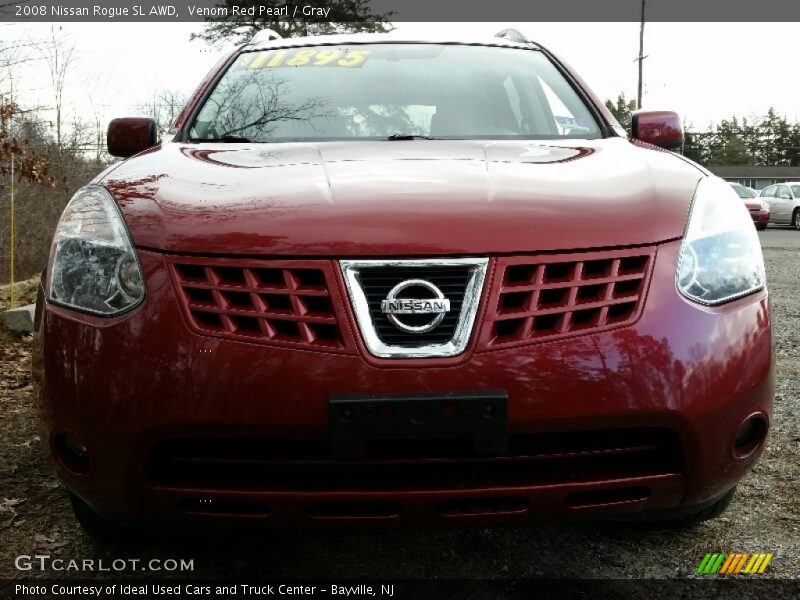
[[0, 276, 39, 344], [0, 276, 39, 311], [0, 155, 110, 285]]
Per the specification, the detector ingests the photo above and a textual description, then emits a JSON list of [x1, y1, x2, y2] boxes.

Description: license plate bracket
[[329, 390, 508, 459]]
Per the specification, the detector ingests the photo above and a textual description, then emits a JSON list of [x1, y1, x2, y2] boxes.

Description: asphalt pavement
[[759, 225, 800, 248]]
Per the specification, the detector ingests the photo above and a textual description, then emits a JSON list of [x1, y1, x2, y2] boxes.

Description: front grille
[[146, 428, 683, 492], [168, 257, 350, 352], [358, 266, 471, 347], [483, 248, 655, 349]]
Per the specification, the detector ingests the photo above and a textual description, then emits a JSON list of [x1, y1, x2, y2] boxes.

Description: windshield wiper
[[386, 134, 437, 141], [191, 134, 254, 143]]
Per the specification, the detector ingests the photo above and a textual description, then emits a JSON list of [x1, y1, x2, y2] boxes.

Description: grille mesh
[[169, 258, 349, 351], [484, 248, 654, 348], [168, 249, 653, 355]]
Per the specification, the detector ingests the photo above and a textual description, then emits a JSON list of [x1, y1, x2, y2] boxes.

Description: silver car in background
[[759, 182, 800, 229]]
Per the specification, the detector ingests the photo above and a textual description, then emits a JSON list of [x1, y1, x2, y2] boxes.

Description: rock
[[2, 304, 35, 333]]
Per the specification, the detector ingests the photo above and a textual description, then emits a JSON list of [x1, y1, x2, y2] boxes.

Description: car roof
[[246, 31, 540, 52]]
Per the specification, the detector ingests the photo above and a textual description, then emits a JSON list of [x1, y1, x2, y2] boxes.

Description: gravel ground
[[1, 234, 798, 583]]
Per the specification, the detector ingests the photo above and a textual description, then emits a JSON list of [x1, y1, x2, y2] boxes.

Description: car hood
[[744, 199, 763, 211], [100, 138, 702, 256]]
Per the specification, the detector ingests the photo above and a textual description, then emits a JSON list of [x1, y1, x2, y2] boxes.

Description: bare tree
[[191, 0, 393, 44], [0, 36, 41, 91], [34, 26, 77, 150], [191, 70, 331, 140], [0, 42, 19, 92], [80, 69, 121, 163], [135, 89, 190, 137]]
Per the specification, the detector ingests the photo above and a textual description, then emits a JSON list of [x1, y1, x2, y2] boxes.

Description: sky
[[1, 21, 797, 137]]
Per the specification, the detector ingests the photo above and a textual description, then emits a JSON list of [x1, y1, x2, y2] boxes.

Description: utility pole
[[9, 141, 14, 308], [637, 0, 646, 109], [7, 73, 15, 307]]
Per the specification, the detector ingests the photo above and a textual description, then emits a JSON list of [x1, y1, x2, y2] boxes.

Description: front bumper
[[750, 209, 770, 226], [35, 239, 773, 528]]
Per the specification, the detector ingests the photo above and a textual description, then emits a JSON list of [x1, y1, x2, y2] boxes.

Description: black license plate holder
[[329, 390, 508, 459]]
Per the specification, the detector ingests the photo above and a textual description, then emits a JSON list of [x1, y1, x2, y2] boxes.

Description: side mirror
[[107, 117, 158, 157], [631, 110, 683, 151]]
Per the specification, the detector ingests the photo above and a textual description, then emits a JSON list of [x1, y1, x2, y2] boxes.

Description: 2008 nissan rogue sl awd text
[[33, 30, 772, 534]]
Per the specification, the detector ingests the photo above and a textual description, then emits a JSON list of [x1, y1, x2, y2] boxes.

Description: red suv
[[35, 31, 772, 533]]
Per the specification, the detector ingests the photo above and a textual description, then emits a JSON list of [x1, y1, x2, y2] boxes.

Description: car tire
[[793, 209, 800, 231], [68, 492, 135, 541], [756, 224, 767, 231], [668, 486, 736, 526], [613, 486, 737, 528]]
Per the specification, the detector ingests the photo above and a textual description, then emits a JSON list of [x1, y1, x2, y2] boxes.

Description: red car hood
[[100, 138, 702, 256], [744, 200, 762, 211]]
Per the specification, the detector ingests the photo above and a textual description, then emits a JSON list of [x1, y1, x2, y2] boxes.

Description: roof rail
[[495, 28, 529, 44], [248, 28, 283, 45]]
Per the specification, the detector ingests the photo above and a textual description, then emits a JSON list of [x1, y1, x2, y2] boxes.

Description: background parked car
[[730, 182, 770, 230], [759, 182, 800, 229]]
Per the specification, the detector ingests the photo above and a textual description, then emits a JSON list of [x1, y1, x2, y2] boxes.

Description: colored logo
[[696, 553, 774, 575]]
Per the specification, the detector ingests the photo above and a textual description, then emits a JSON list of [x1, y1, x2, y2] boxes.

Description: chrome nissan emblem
[[380, 279, 451, 334]]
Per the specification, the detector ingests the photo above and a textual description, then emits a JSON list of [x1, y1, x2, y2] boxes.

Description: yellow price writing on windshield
[[246, 49, 372, 69]]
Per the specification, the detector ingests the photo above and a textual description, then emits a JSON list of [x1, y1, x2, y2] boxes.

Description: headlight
[[47, 186, 144, 315], [676, 177, 765, 305]]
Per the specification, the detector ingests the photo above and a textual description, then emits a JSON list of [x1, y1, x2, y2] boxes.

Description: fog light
[[732, 415, 768, 460], [53, 432, 90, 474]]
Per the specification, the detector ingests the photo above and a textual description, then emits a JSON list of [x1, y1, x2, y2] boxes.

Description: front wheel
[[68, 492, 135, 541], [613, 486, 737, 528], [668, 486, 737, 526], [756, 224, 767, 231]]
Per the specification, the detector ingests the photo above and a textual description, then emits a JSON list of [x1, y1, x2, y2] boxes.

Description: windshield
[[189, 44, 601, 142], [730, 183, 753, 199]]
